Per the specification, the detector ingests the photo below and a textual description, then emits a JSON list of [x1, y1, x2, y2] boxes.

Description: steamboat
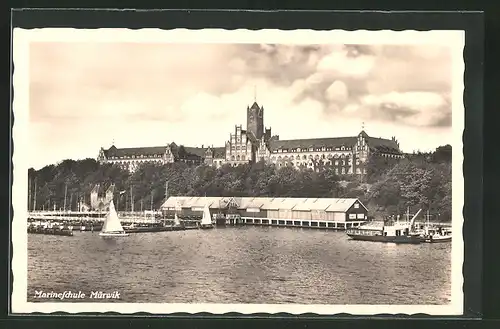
[[346, 208, 423, 244]]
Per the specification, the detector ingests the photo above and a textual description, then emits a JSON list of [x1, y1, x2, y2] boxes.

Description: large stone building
[[97, 100, 403, 174]]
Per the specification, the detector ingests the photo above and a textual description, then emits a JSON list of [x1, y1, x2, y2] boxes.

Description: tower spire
[[254, 85, 257, 103], [361, 121, 365, 131]]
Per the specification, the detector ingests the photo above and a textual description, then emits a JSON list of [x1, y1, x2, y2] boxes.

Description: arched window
[[321, 154, 326, 159], [302, 155, 307, 160], [231, 155, 235, 161], [236, 155, 240, 161], [296, 155, 300, 160]]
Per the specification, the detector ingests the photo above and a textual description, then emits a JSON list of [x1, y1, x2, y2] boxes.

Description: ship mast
[[28, 177, 31, 212], [63, 184, 68, 212], [130, 186, 134, 212], [33, 178, 37, 211]]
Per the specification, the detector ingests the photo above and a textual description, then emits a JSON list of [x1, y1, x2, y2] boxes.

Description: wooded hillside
[[28, 144, 452, 220]]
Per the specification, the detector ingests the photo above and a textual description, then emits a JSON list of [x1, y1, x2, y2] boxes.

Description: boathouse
[[160, 196, 368, 230]]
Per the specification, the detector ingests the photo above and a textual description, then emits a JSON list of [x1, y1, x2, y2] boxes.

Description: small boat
[[346, 208, 423, 244], [200, 203, 214, 229], [99, 200, 129, 237], [421, 227, 452, 243]]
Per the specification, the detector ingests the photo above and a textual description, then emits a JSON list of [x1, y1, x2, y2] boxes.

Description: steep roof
[[250, 102, 261, 110], [212, 147, 226, 158], [160, 196, 367, 213], [366, 137, 400, 153], [267, 131, 401, 153], [103, 143, 208, 159], [269, 137, 357, 152], [103, 145, 168, 158], [183, 147, 206, 158]]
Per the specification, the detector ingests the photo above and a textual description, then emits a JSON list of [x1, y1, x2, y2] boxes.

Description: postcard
[[12, 27, 464, 315]]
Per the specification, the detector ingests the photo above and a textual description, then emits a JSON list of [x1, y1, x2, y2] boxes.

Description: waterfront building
[[97, 100, 402, 173], [161, 196, 368, 229]]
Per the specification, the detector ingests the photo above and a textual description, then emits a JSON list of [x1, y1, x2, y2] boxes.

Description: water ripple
[[28, 226, 451, 304]]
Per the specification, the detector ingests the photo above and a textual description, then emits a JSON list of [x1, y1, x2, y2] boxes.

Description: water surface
[[28, 226, 451, 304]]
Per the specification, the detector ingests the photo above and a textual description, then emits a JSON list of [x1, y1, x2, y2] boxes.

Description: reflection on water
[[28, 226, 451, 304]]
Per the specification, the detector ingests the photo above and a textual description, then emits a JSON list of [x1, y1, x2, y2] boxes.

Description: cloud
[[358, 91, 451, 127], [317, 48, 376, 78], [325, 80, 349, 103], [27, 41, 455, 168]]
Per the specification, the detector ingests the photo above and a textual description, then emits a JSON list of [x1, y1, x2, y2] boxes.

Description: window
[[354, 203, 359, 209]]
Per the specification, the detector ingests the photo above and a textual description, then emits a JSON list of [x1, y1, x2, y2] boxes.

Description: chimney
[[202, 144, 204, 149]]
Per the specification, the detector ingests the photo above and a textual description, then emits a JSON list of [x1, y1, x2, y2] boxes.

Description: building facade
[[97, 100, 403, 173]]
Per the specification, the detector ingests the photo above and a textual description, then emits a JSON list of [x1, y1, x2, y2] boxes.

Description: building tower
[[246, 101, 264, 140]]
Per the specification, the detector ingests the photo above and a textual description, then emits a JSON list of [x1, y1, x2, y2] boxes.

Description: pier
[[27, 209, 451, 232]]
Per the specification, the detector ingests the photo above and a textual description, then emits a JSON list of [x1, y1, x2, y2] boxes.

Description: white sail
[[102, 200, 125, 233], [174, 212, 181, 226], [201, 204, 212, 226]]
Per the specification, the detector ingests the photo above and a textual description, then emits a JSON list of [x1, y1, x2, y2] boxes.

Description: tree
[[28, 148, 451, 221], [432, 144, 452, 163]]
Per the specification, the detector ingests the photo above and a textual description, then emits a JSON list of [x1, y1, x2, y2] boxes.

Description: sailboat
[[200, 203, 214, 229], [99, 200, 129, 237]]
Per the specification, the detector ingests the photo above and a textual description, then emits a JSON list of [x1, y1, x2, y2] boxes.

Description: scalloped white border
[[11, 28, 465, 315]]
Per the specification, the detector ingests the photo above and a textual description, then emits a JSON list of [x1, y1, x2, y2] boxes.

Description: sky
[[27, 40, 454, 170]]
